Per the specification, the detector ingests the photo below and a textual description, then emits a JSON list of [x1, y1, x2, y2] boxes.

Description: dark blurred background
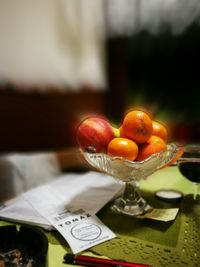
[[0, 1, 199, 152], [126, 24, 200, 142]]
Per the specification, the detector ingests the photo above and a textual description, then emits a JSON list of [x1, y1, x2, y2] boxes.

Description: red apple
[[76, 116, 115, 153]]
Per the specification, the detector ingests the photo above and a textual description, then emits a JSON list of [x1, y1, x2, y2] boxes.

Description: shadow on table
[[97, 190, 183, 247]]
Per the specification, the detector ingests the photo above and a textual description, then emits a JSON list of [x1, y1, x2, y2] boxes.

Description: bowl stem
[[111, 181, 152, 216]]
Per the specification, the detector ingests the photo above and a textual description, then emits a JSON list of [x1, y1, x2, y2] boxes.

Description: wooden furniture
[[0, 38, 128, 153], [0, 89, 107, 152]]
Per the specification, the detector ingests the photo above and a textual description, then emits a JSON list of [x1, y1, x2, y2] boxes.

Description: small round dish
[[0, 225, 48, 267], [155, 189, 183, 202]]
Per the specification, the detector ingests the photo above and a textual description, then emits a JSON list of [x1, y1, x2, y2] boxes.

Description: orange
[[136, 135, 167, 161], [107, 137, 138, 161], [152, 120, 168, 141], [122, 110, 153, 144], [119, 125, 128, 138]]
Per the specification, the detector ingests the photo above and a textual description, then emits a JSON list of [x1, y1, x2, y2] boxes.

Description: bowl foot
[[110, 196, 153, 216]]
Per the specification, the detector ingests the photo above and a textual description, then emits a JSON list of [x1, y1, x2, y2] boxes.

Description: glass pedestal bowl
[[82, 143, 182, 217]]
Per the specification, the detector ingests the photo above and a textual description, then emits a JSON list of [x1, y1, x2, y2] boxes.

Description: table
[[1, 166, 200, 267]]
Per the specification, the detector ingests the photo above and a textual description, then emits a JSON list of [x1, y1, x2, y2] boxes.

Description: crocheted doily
[[90, 195, 200, 267]]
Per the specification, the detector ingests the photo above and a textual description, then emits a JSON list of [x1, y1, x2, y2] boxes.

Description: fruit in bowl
[[76, 115, 115, 153], [107, 137, 139, 161], [122, 110, 153, 144], [152, 120, 168, 141], [136, 135, 167, 161], [76, 109, 182, 217], [76, 109, 169, 162]]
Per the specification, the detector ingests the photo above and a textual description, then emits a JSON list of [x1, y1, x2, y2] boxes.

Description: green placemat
[[96, 193, 181, 247], [89, 167, 200, 267]]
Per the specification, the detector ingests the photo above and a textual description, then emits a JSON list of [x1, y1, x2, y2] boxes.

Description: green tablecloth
[[90, 167, 200, 267], [1, 166, 200, 267]]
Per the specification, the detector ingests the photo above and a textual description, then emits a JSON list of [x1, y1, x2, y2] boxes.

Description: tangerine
[[152, 120, 168, 141], [122, 110, 153, 144], [119, 125, 128, 138], [107, 137, 138, 161], [136, 135, 167, 161]]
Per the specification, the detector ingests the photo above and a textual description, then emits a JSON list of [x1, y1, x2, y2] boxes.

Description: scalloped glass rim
[[81, 143, 182, 182]]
